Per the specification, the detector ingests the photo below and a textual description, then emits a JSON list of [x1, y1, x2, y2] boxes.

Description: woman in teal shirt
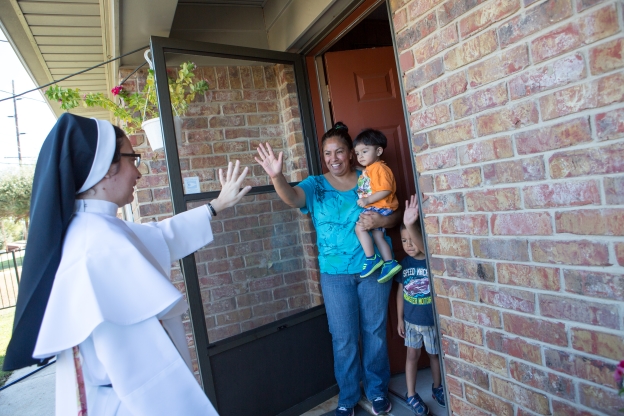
[[255, 123, 399, 416]]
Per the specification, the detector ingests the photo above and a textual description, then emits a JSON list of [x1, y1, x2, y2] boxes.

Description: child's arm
[[403, 194, 426, 254], [397, 283, 405, 338], [357, 190, 391, 208]]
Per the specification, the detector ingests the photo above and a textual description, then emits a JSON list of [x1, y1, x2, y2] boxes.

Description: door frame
[[149, 36, 340, 416], [302, 1, 450, 411]]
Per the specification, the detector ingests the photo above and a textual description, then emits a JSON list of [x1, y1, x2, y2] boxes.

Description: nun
[[3, 113, 251, 415]]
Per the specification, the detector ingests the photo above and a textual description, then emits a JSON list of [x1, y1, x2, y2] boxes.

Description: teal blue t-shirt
[[297, 172, 391, 275]]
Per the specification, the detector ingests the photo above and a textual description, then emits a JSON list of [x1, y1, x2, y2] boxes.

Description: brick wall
[[390, 0, 624, 414], [118, 63, 322, 375]]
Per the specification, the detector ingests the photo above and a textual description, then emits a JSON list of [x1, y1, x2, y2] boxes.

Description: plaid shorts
[[404, 321, 438, 355], [363, 206, 394, 232]]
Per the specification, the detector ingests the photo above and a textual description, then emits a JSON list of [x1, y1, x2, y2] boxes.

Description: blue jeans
[[321, 270, 392, 408]]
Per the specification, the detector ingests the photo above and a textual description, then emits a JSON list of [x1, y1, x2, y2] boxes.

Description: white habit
[[33, 199, 219, 416]]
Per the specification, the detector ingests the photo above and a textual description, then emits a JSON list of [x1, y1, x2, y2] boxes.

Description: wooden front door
[[324, 46, 428, 374]]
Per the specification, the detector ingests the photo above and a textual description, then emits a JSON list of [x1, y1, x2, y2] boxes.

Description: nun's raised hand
[[210, 161, 252, 213], [255, 142, 283, 179]]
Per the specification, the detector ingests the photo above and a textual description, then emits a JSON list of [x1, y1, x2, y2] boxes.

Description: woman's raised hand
[[210, 160, 252, 213], [255, 142, 283, 179]]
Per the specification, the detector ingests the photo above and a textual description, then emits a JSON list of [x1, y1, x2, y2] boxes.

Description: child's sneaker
[[377, 259, 402, 283], [335, 406, 354, 416], [432, 384, 446, 408], [406, 393, 430, 415], [361, 254, 383, 278], [371, 396, 392, 415]]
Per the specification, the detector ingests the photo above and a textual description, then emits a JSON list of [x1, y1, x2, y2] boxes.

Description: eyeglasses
[[120, 152, 141, 168]]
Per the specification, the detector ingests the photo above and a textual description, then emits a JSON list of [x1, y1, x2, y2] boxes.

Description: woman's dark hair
[[353, 128, 387, 149], [110, 125, 127, 164], [321, 121, 352, 150]]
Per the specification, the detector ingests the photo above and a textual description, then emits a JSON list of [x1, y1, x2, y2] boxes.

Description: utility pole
[[11, 80, 22, 166]]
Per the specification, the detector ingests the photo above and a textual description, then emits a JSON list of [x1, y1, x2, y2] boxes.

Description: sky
[[0, 30, 56, 169]]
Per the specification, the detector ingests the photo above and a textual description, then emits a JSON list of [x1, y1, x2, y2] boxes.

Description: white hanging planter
[[141, 116, 182, 151]]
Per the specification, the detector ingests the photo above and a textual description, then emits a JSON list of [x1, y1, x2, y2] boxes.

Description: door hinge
[[326, 84, 331, 102]]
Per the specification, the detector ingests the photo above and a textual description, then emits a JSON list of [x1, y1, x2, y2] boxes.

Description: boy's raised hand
[[403, 194, 420, 226]]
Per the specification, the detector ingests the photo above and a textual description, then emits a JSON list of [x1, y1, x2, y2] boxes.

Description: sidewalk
[[0, 362, 55, 416]]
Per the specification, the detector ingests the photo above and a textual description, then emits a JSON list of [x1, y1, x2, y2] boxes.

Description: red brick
[[596, 108, 624, 141], [468, 45, 529, 89], [429, 257, 446, 275], [544, 348, 618, 387], [405, 92, 423, 112], [466, 188, 521, 212], [422, 192, 464, 213], [427, 120, 474, 147], [492, 377, 551, 414], [498, 263, 560, 291], [399, 50, 415, 73], [590, 37, 624, 75], [551, 141, 624, 179], [579, 383, 624, 414], [503, 313, 567, 346], [531, 240, 610, 266], [405, 57, 445, 91], [459, 0, 520, 38], [523, 181, 600, 208], [423, 216, 439, 234], [476, 101, 539, 136], [509, 53, 586, 100], [486, 331, 542, 364], [445, 357, 490, 388], [422, 73, 467, 106], [552, 400, 597, 416], [408, 0, 445, 21], [389, 0, 409, 11], [465, 384, 513, 416], [435, 167, 481, 191], [540, 71, 624, 121], [393, 8, 407, 32], [453, 300, 502, 327], [478, 285, 535, 313], [441, 214, 488, 235], [419, 175, 434, 192], [209, 115, 245, 128], [540, 294, 620, 329], [564, 269, 624, 301], [444, 258, 495, 282], [439, 316, 484, 345], [446, 375, 463, 396], [410, 104, 451, 132], [437, 0, 488, 27], [556, 209, 624, 236], [516, 117, 591, 155], [491, 212, 552, 236], [434, 276, 477, 300], [572, 327, 624, 360], [459, 343, 507, 376], [452, 83, 508, 119], [510, 360, 575, 400], [531, 5, 620, 64], [415, 148, 457, 172], [396, 12, 438, 52], [413, 24, 459, 64], [458, 136, 513, 165], [429, 236, 471, 257], [497, 0, 572, 48], [450, 397, 489, 416], [435, 295, 452, 316], [444, 30, 498, 70], [483, 157, 545, 185]]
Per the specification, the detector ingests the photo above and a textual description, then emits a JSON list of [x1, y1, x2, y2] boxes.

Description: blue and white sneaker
[[361, 254, 383, 278], [377, 259, 402, 283], [372, 396, 392, 415], [335, 406, 354, 416], [432, 384, 446, 408], [406, 393, 430, 415]]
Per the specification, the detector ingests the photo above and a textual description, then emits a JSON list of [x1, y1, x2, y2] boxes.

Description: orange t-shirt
[[356, 161, 399, 210]]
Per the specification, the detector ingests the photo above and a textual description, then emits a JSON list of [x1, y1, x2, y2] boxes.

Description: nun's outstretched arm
[[91, 318, 218, 415]]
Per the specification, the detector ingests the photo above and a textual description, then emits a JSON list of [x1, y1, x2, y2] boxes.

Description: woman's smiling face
[[323, 136, 353, 177]]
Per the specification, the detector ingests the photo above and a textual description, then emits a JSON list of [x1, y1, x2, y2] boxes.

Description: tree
[[0, 168, 34, 247]]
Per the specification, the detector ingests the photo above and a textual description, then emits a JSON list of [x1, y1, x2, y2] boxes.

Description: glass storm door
[[149, 36, 336, 416]]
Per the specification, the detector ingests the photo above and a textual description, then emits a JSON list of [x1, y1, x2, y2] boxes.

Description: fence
[[0, 248, 23, 309]]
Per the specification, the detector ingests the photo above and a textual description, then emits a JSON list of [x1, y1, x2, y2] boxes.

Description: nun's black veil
[[4, 113, 100, 370]]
